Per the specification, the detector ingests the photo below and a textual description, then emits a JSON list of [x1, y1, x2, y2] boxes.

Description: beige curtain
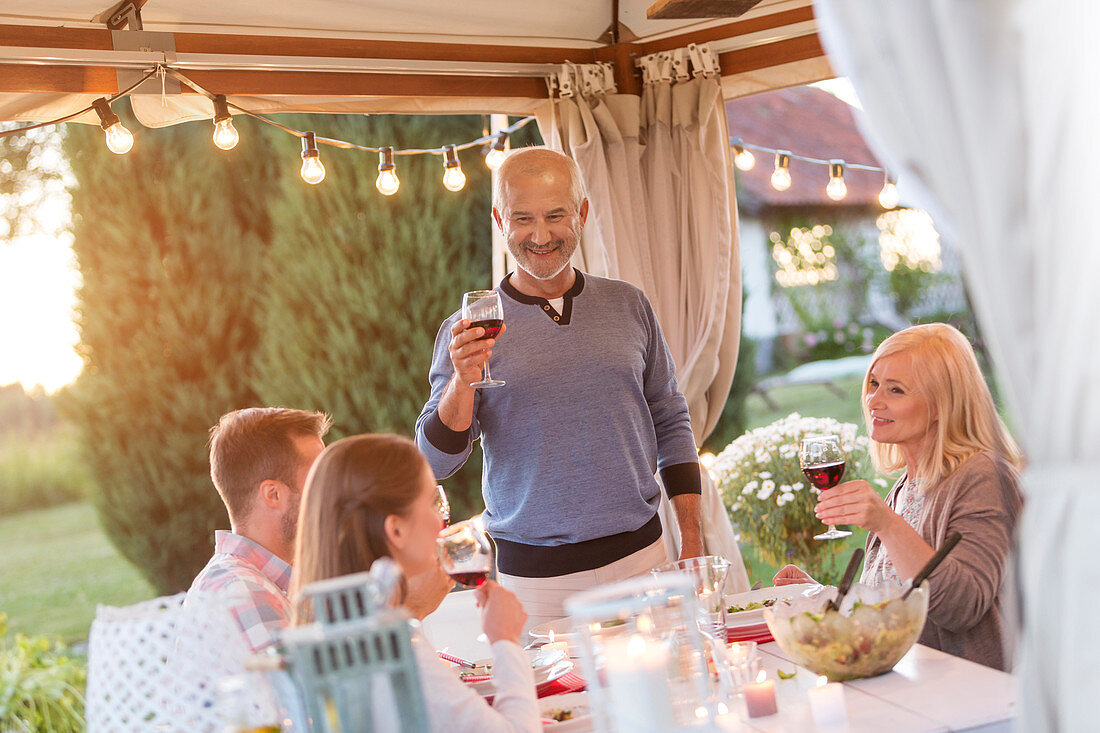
[[537, 56, 749, 593]]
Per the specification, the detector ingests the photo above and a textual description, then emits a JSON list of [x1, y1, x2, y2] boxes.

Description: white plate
[[457, 651, 573, 696], [527, 617, 628, 648], [723, 583, 820, 628], [539, 692, 592, 731]]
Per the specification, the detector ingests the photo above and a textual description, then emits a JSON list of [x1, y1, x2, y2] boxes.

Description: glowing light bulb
[[826, 161, 847, 201], [733, 143, 755, 171], [92, 98, 134, 155], [376, 146, 400, 196], [442, 144, 466, 192], [211, 95, 239, 150], [771, 151, 792, 191], [104, 123, 134, 155], [878, 180, 899, 209], [300, 132, 325, 184], [485, 133, 507, 171], [301, 156, 325, 185], [376, 169, 399, 196], [212, 119, 239, 150], [485, 147, 506, 171]]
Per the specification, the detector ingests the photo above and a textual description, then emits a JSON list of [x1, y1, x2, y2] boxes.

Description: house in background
[[725, 86, 967, 373]]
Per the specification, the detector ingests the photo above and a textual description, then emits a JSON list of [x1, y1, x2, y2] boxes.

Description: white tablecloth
[[424, 590, 1018, 732]]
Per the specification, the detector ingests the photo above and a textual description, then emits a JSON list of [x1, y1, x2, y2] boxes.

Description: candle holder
[[565, 574, 722, 732]]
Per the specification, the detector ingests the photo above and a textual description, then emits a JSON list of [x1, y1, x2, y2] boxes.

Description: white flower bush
[[714, 413, 877, 580]]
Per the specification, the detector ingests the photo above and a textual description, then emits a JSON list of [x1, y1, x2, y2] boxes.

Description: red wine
[[449, 571, 489, 587], [470, 319, 503, 340], [802, 461, 846, 490]]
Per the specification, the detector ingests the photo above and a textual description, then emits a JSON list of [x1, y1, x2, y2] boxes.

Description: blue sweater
[[415, 271, 700, 577]]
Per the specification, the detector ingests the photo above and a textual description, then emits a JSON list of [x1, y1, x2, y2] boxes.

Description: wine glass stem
[[482, 359, 492, 382]]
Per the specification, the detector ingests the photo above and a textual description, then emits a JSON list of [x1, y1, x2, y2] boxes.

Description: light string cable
[[162, 67, 536, 155], [0, 66, 163, 139], [729, 137, 888, 176], [730, 136, 897, 206]]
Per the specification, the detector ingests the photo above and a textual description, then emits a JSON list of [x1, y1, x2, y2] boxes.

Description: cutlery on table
[[902, 532, 962, 600], [437, 650, 490, 674], [828, 547, 865, 612]]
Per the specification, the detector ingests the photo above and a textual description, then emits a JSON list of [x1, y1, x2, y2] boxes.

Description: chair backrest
[[85, 592, 256, 732], [281, 571, 430, 733]]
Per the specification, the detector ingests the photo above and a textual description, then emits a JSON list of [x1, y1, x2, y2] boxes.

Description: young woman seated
[[291, 433, 539, 731]]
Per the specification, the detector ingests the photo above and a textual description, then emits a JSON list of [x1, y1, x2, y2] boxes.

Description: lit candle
[[807, 675, 847, 727], [602, 634, 676, 732], [744, 669, 778, 718], [540, 630, 570, 656]]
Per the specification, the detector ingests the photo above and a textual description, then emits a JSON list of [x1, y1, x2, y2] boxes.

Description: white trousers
[[498, 538, 669, 632]]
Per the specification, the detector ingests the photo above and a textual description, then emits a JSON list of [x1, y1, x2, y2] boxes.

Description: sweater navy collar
[[499, 269, 584, 325]]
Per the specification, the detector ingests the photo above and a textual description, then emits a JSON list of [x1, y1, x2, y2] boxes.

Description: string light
[[211, 94, 239, 151], [300, 132, 326, 185], [732, 137, 755, 171], [376, 146, 400, 196], [878, 171, 899, 209], [92, 98, 134, 155], [1, 65, 537, 195], [826, 160, 847, 201], [485, 133, 507, 171], [770, 151, 792, 191], [442, 144, 466, 192]]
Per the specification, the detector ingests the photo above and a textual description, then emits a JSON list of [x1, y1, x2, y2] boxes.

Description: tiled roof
[[725, 85, 886, 212]]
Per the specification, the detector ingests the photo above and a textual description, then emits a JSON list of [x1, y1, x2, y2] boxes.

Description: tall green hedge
[[61, 105, 278, 593], [254, 114, 497, 519]]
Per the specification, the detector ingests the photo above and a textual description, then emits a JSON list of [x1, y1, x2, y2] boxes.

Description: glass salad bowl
[[763, 581, 929, 681]]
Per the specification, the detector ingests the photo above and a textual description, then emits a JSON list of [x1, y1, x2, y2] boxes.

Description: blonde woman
[[775, 323, 1023, 670], [292, 433, 539, 732]]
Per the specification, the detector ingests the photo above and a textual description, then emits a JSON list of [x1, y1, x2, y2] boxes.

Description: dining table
[[422, 589, 1018, 732]]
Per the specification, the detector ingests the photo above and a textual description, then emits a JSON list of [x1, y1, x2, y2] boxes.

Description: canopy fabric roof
[[0, 0, 831, 125]]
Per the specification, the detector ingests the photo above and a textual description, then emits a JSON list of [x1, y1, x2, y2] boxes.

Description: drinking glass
[[462, 290, 505, 388], [433, 484, 450, 526], [800, 435, 852, 540], [437, 519, 494, 588]]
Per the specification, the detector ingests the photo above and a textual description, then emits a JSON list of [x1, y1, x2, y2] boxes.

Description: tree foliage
[[0, 123, 67, 242], [254, 114, 497, 519], [60, 104, 279, 593]]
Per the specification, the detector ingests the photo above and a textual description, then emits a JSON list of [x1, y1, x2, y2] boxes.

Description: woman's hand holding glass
[[815, 479, 896, 535], [474, 581, 527, 645]]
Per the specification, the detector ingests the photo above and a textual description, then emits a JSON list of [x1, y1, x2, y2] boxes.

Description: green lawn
[[0, 502, 155, 644]]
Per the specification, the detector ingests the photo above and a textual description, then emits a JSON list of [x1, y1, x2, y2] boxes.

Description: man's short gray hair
[[492, 146, 587, 212]]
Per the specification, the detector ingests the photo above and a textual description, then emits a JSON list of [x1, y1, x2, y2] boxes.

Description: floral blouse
[[862, 475, 924, 587]]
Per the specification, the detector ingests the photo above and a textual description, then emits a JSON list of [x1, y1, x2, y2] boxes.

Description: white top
[[412, 629, 540, 733]]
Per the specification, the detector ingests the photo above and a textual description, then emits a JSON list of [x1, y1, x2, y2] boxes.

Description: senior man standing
[[415, 147, 703, 627]]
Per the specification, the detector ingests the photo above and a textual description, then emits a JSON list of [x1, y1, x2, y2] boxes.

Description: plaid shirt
[[184, 530, 293, 653]]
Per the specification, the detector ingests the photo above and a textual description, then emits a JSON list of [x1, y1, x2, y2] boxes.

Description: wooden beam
[[173, 32, 595, 65], [180, 70, 549, 98], [593, 42, 643, 96], [0, 24, 594, 66], [647, 0, 765, 19], [717, 33, 824, 75], [0, 64, 118, 94], [0, 24, 113, 51], [638, 5, 815, 54]]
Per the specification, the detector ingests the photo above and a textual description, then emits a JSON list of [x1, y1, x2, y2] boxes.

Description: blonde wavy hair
[[862, 323, 1022, 487]]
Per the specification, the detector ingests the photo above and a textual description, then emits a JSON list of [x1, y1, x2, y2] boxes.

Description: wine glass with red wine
[[799, 435, 852, 541], [437, 519, 494, 588], [462, 290, 505, 388]]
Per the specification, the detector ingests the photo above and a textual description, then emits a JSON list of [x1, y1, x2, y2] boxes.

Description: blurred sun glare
[[0, 232, 82, 392]]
